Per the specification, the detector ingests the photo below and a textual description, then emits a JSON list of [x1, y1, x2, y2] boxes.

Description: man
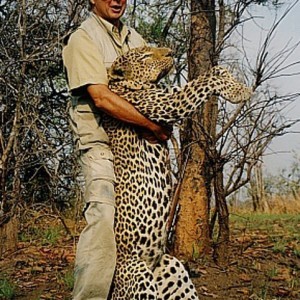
[[62, 0, 170, 299]]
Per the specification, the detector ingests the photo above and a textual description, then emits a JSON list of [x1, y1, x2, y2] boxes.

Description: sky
[[244, 1, 300, 174]]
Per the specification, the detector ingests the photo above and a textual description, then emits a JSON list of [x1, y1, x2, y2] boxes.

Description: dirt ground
[[0, 210, 299, 300]]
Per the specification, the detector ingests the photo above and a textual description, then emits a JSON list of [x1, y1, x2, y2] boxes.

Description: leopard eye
[[139, 52, 153, 61]]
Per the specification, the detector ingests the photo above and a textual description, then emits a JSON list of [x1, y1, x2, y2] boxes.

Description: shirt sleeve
[[62, 29, 109, 92]]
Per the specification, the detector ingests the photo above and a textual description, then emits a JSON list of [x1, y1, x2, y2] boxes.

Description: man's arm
[[87, 84, 171, 142]]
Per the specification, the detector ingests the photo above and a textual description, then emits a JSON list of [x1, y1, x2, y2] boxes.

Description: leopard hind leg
[[112, 258, 158, 300], [153, 254, 199, 300]]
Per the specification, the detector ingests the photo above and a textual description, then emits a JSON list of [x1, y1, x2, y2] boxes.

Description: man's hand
[[137, 124, 172, 144], [87, 84, 172, 144]]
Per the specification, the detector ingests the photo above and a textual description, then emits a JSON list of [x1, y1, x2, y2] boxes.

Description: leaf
[[271, 268, 291, 282], [237, 288, 250, 295], [31, 266, 44, 273], [21, 281, 38, 288], [239, 273, 252, 282], [275, 287, 291, 297]]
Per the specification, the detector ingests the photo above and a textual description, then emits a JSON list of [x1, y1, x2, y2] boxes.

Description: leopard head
[[108, 46, 174, 84]]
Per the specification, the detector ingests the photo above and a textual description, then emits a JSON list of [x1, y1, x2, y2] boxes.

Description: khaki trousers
[[73, 147, 116, 300]]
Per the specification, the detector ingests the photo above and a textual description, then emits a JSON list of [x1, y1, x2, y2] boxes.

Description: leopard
[[101, 46, 252, 300]]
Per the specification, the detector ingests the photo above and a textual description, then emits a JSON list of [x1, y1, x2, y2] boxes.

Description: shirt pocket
[[71, 103, 109, 147]]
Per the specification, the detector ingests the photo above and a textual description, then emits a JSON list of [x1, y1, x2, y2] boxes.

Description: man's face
[[92, 0, 127, 25]]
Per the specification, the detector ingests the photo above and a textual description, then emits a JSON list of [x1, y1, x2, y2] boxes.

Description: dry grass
[[266, 195, 300, 214], [1, 201, 300, 299], [231, 194, 300, 214]]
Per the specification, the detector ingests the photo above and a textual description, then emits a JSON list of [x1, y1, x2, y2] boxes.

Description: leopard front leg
[[120, 66, 252, 125]]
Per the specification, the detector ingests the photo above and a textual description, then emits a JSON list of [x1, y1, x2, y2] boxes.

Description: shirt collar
[[92, 13, 130, 45]]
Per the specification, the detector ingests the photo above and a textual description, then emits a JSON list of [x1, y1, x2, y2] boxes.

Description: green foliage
[[259, 282, 270, 299], [42, 227, 62, 245], [231, 213, 300, 258], [62, 270, 75, 291], [19, 225, 62, 245], [231, 213, 300, 230], [272, 241, 286, 254], [266, 266, 279, 278], [0, 278, 16, 299], [293, 249, 300, 258]]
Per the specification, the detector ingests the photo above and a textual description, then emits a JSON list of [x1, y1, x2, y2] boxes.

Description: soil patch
[[0, 211, 299, 299]]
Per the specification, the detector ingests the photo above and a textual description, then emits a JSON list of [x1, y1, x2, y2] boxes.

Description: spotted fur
[[102, 46, 252, 299]]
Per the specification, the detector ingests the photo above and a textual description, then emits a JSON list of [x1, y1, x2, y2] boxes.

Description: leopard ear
[[108, 60, 132, 80], [108, 66, 125, 80]]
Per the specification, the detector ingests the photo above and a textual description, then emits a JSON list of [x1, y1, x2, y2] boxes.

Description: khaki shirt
[[63, 13, 146, 91], [62, 14, 146, 149]]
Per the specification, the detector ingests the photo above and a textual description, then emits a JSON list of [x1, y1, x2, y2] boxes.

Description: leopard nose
[[166, 49, 174, 56]]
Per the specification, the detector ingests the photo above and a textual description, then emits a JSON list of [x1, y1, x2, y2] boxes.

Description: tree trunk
[[250, 163, 269, 212], [173, 0, 217, 259], [213, 163, 230, 265], [173, 137, 210, 259], [0, 216, 19, 259]]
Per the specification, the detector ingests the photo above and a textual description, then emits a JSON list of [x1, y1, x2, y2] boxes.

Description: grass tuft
[[0, 278, 16, 299]]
